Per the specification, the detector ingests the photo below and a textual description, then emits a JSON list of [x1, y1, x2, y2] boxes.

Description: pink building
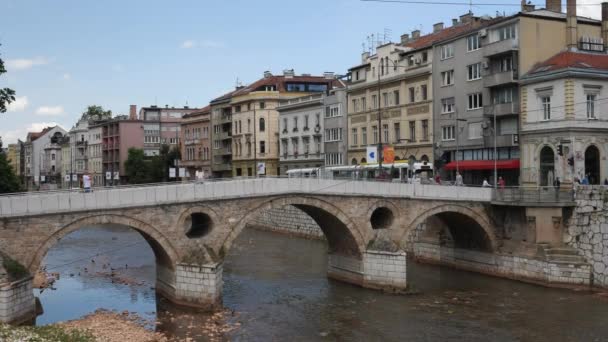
[[180, 106, 212, 179]]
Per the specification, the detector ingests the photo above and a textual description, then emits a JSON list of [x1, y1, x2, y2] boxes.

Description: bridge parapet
[[0, 178, 492, 218]]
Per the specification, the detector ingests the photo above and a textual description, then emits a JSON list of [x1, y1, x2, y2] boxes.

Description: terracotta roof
[[231, 75, 342, 97], [528, 51, 608, 74], [210, 88, 240, 104], [404, 16, 510, 51], [183, 105, 211, 118]]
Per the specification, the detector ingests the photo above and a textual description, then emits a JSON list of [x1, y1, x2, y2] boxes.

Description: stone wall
[[362, 251, 407, 290], [247, 205, 324, 239], [173, 263, 222, 310], [0, 277, 36, 324], [414, 243, 591, 286], [565, 186, 608, 287]]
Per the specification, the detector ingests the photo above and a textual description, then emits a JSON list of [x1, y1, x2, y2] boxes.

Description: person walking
[[582, 174, 589, 185], [498, 176, 505, 189], [455, 172, 463, 186], [435, 174, 441, 185], [482, 179, 491, 188]]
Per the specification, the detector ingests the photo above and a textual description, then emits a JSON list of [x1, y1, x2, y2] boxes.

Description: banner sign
[[257, 162, 266, 175], [366, 146, 377, 163], [383, 146, 395, 163], [169, 168, 176, 178]]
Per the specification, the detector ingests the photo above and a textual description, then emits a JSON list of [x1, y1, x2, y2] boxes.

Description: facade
[[434, 3, 602, 186], [69, 116, 90, 186], [40, 132, 66, 189], [139, 105, 200, 157], [230, 70, 339, 177], [324, 87, 349, 167], [180, 106, 212, 179], [6, 142, 22, 178], [88, 125, 103, 186], [23, 126, 67, 189], [210, 90, 237, 178], [61, 137, 72, 188], [347, 32, 437, 167]]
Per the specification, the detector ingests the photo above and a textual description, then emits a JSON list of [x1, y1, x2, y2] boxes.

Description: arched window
[[259, 117, 265, 132], [361, 158, 367, 164], [351, 158, 358, 165], [539, 146, 555, 186], [380, 59, 384, 75], [585, 145, 600, 185], [420, 155, 429, 162], [385, 57, 390, 74]]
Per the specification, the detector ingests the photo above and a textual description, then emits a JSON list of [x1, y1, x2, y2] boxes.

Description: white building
[[88, 125, 103, 187], [23, 126, 67, 189]]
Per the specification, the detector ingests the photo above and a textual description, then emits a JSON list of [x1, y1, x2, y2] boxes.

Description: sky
[[0, 0, 603, 144]]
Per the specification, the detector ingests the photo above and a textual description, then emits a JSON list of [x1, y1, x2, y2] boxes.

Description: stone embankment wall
[[247, 205, 324, 239], [566, 186, 608, 287]]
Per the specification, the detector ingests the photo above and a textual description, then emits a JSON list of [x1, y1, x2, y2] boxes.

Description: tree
[[124, 148, 149, 184], [0, 153, 21, 193], [148, 144, 181, 183], [81, 105, 112, 122], [0, 44, 15, 114]]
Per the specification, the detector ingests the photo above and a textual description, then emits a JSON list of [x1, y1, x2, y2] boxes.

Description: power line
[[361, 0, 602, 6]]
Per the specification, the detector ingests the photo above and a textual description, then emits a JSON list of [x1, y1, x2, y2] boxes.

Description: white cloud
[[578, 0, 602, 20], [6, 96, 28, 112], [62, 73, 71, 80], [35, 106, 64, 116], [5, 57, 49, 71], [0, 122, 62, 145], [112, 64, 124, 72], [181, 40, 196, 49], [180, 39, 224, 49]]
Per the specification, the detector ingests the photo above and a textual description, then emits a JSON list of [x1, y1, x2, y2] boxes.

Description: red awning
[[443, 159, 520, 171]]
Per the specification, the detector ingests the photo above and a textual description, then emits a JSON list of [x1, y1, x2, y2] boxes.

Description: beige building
[[230, 70, 339, 177], [180, 106, 212, 179], [6, 143, 21, 177], [88, 125, 103, 186], [347, 32, 439, 166]]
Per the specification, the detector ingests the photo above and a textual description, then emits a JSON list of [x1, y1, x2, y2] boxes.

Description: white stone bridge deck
[[0, 177, 493, 218]]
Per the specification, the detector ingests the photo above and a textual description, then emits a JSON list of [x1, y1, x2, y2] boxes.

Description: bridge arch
[[400, 204, 498, 252], [28, 214, 180, 274], [218, 196, 367, 259]]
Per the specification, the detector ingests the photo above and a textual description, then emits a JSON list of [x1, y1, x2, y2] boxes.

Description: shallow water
[[37, 225, 608, 341]]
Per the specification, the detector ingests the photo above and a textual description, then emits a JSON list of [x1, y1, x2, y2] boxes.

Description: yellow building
[[6, 143, 21, 176], [230, 70, 339, 176]]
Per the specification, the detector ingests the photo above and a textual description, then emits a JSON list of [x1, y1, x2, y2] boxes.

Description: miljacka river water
[[36, 225, 608, 341]]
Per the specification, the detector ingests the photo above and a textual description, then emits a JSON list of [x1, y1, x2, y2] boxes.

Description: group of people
[[573, 174, 608, 186], [481, 176, 506, 189]]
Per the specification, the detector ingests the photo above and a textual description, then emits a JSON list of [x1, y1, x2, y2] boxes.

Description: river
[[36, 225, 608, 341]]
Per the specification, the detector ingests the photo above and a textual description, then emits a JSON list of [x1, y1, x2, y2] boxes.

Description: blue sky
[[0, 0, 602, 144]]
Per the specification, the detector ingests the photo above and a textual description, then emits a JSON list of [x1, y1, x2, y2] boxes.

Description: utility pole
[[455, 107, 459, 176], [493, 104, 497, 188], [377, 68, 383, 174], [253, 104, 257, 178]]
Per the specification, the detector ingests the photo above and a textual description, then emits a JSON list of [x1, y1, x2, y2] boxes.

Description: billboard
[[383, 146, 395, 163]]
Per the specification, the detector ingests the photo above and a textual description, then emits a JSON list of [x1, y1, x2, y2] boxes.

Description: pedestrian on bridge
[[482, 179, 492, 188], [455, 172, 463, 186]]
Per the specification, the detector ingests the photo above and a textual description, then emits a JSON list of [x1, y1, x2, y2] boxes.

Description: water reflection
[[36, 225, 608, 341]]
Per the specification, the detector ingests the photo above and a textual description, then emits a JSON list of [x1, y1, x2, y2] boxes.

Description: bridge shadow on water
[[31, 223, 608, 341]]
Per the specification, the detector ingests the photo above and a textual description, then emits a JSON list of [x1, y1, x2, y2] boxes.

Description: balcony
[[483, 39, 518, 58], [184, 139, 200, 145], [214, 147, 232, 156], [484, 102, 520, 117], [213, 163, 232, 171], [484, 134, 518, 147], [216, 131, 232, 140], [483, 70, 518, 88]]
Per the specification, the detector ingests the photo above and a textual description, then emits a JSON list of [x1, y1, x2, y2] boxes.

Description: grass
[[0, 323, 95, 342], [2, 257, 28, 281]]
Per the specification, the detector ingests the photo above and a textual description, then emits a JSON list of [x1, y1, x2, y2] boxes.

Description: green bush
[[2, 257, 28, 281]]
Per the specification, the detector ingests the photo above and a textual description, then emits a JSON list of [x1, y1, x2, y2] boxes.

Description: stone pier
[[327, 251, 407, 291], [156, 263, 223, 311], [0, 277, 36, 324]]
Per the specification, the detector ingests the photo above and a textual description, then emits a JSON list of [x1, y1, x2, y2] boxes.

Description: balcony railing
[[483, 70, 518, 88], [483, 39, 518, 57], [492, 187, 574, 205], [484, 102, 520, 117]]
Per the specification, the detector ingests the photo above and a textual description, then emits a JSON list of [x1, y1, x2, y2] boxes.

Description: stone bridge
[[0, 178, 499, 323]]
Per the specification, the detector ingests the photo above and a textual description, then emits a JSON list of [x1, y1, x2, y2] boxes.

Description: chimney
[[400, 33, 410, 45], [546, 0, 562, 12], [452, 18, 459, 26], [263, 70, 272, 78], [283, 69, 295, 78], [460, 12, 473, 24], [433, 22, 444, 33], [362, 51, 370, 63], [412, 30, 420, 39], [602, 2, 608, 50], [566, 0, 578, 50], [324, 71, 335, 79], [129, 105, 137, 120], [522, 0, 536, 11]]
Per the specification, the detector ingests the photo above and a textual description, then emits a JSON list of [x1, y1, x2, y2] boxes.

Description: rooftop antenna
[[383, 28, 392, 44]]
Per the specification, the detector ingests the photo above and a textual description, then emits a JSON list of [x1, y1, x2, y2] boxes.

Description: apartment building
[[88, 125, 103, 186], [323, 87, 349, 167], [519, 1, 606, 187], [434, 2, 602, 185], [210, 90, 237, 178], [230, 70, 339, 177], [180, 106, 212, 179], [138, 104, 200, 156], [69, 116, 90, 185], [23, 126, 67, 189], [6, 142, 22, 178], [40, 132, 66, 189]]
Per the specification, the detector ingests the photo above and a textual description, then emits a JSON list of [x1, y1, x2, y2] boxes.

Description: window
[[260, 102, 265, 109], [247, 103, 251, 111], [409, 121, 416, 142], [500, 117, 518, 135], [422, 51, 428, 62], [587, 94, 597, 119], [441, 97, 455, 113], [468, 93, 483, 110], [499, 56, 513, 72], [362, 127, 367, 145], [325, 128, 343, 142], [383, 124, 389, 143], [468, 122, 483, 139], [259, 117, 265, 132], [355, 71, 360, 80], [352, 99, 357, 112], [442, 126, 456, 141], [422, 120, 429, 141], [440, 44, 454, 60], [293, 117, 298, 131], [372, 95, 378, 109], [351, 128, 358, 146], [408, 55, 414, 66], [421, 85, 427, 100], [393, 90, 400, 105], [382, 93, 388, 107], [541, 96, 551, 120], [325, 153, 343, 166], [303, 137, 310, 154], [283, 118, 288, 132], [409, 87, 415, 102], [304, 115, 309, 130], [496, 24, 516, 41], [235, 105, 241, 113], [326, 105, 341, 117], [380, 58, 385, 75], [441, 70, 454, 86], [394, 123, 400, 142], [492, 87, 514, 104], [467, 34, 480, 51], [373, 126, 378, 144], [51, 153, 55, 161], [260, 141, 266, 154], [467, 63, 482, 81], [361, 97, 367, 111]]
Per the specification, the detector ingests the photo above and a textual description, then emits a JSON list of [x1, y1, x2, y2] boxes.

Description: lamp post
[[253, 105, 257, 178]]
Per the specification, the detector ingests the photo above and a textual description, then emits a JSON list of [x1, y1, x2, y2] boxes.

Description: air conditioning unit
[[512, 134, 519, 145], [479, 29, 487, 37]]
